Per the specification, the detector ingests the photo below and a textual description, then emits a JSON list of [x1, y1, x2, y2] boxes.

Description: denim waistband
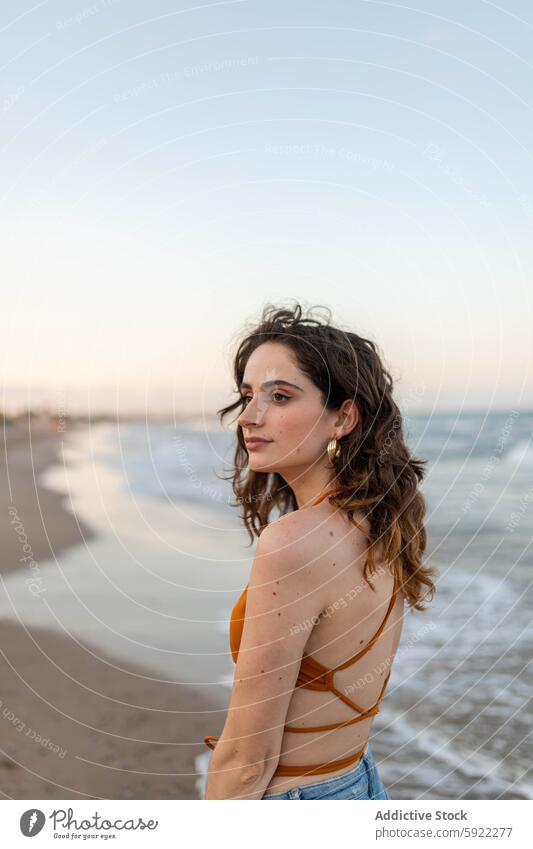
[[263, 742, 371, 799]]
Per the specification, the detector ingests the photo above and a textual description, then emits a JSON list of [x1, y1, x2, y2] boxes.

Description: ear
[[336, 399, 359, 434]]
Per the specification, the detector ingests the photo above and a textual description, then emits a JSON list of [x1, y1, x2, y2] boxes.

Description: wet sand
[[1, 426, 96, 577], [0, 620, 224, 799], [0, 424, 224, 798]]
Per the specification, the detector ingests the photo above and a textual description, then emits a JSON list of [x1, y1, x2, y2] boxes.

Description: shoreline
[[0, 619, 224, 799], [1, 425, 97, 578], [2, 419, 531, 799], [0, 423, 225, 799]]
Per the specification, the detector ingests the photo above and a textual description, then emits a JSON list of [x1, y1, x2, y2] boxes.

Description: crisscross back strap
[[272, 740, 368, 777], [205, 488, 401, 779], [284, 666, 392, 734], [332, 569, 398, 672]]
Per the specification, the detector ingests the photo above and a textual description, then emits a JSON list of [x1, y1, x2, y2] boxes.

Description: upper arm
[[214, 517, 325, 769]]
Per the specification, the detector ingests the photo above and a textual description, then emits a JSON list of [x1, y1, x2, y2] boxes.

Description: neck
[[297, 482, 338, 510]]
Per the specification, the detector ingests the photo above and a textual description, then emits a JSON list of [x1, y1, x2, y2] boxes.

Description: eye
[[241, 392, 290, 405]]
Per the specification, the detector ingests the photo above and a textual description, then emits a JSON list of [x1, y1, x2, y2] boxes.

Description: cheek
[[274, 412, 325, 449]]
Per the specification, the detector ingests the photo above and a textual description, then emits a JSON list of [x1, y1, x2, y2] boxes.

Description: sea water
[[1, 409, 531, 799]]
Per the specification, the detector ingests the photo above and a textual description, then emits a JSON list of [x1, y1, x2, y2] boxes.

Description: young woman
[[204, 302, 436, 800]]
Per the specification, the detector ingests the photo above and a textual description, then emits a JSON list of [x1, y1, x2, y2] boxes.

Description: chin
[[248, 459, 276, 473]]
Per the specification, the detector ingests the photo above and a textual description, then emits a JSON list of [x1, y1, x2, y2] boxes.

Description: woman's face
[[236, 341, 340, 477]]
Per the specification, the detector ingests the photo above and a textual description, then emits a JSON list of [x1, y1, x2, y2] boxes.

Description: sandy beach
[[0, 424, 224, 799], [0, 619, 223, 799], [1, 426, 96, 578], [2, 415, 531, 801]]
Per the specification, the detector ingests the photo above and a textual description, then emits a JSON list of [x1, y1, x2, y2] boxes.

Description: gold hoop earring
[[327, 438, 340, 465]]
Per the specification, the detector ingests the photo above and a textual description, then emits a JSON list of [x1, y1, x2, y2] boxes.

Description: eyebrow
[[239, 379, 304, 392]]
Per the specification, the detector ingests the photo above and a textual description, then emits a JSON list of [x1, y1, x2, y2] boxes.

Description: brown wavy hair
[[217, 301, 436, 611]]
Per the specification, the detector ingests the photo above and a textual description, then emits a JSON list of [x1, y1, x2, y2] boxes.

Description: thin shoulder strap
[[332, 569, 399, 673]]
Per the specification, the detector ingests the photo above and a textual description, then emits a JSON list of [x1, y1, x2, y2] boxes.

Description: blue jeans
[[262, 744, 390, 800]]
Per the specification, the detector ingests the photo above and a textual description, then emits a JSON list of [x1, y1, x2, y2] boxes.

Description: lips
[[245, 438, 271, 446]]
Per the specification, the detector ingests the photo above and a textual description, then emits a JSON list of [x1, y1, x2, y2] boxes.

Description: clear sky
[[2, 1, 532, 416]]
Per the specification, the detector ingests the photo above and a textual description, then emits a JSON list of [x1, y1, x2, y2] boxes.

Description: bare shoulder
[[257, 509, 315, 574], [271, 502, 370, 551], [263, 506, 317, 543], [252, 509, 328, 595], [263, 504, 336, 557]]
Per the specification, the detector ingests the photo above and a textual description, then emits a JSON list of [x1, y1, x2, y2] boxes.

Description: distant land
[[1, 408, 224, 433], [2, 405, 530, 438]]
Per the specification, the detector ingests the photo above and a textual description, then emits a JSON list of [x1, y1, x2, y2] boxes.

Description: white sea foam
[[8, 416, 531, 799]]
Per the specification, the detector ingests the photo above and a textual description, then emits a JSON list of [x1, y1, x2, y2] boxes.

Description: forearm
[[204, 752, 276, 800]]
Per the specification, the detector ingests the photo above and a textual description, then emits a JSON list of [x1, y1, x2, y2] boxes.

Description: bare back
[[264, 500, 404, 795]]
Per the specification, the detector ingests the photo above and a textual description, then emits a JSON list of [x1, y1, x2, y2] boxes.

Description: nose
[[237, 393, 269, 428]]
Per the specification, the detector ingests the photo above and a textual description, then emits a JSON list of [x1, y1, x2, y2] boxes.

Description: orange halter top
[[204, 485, 400, 778]]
